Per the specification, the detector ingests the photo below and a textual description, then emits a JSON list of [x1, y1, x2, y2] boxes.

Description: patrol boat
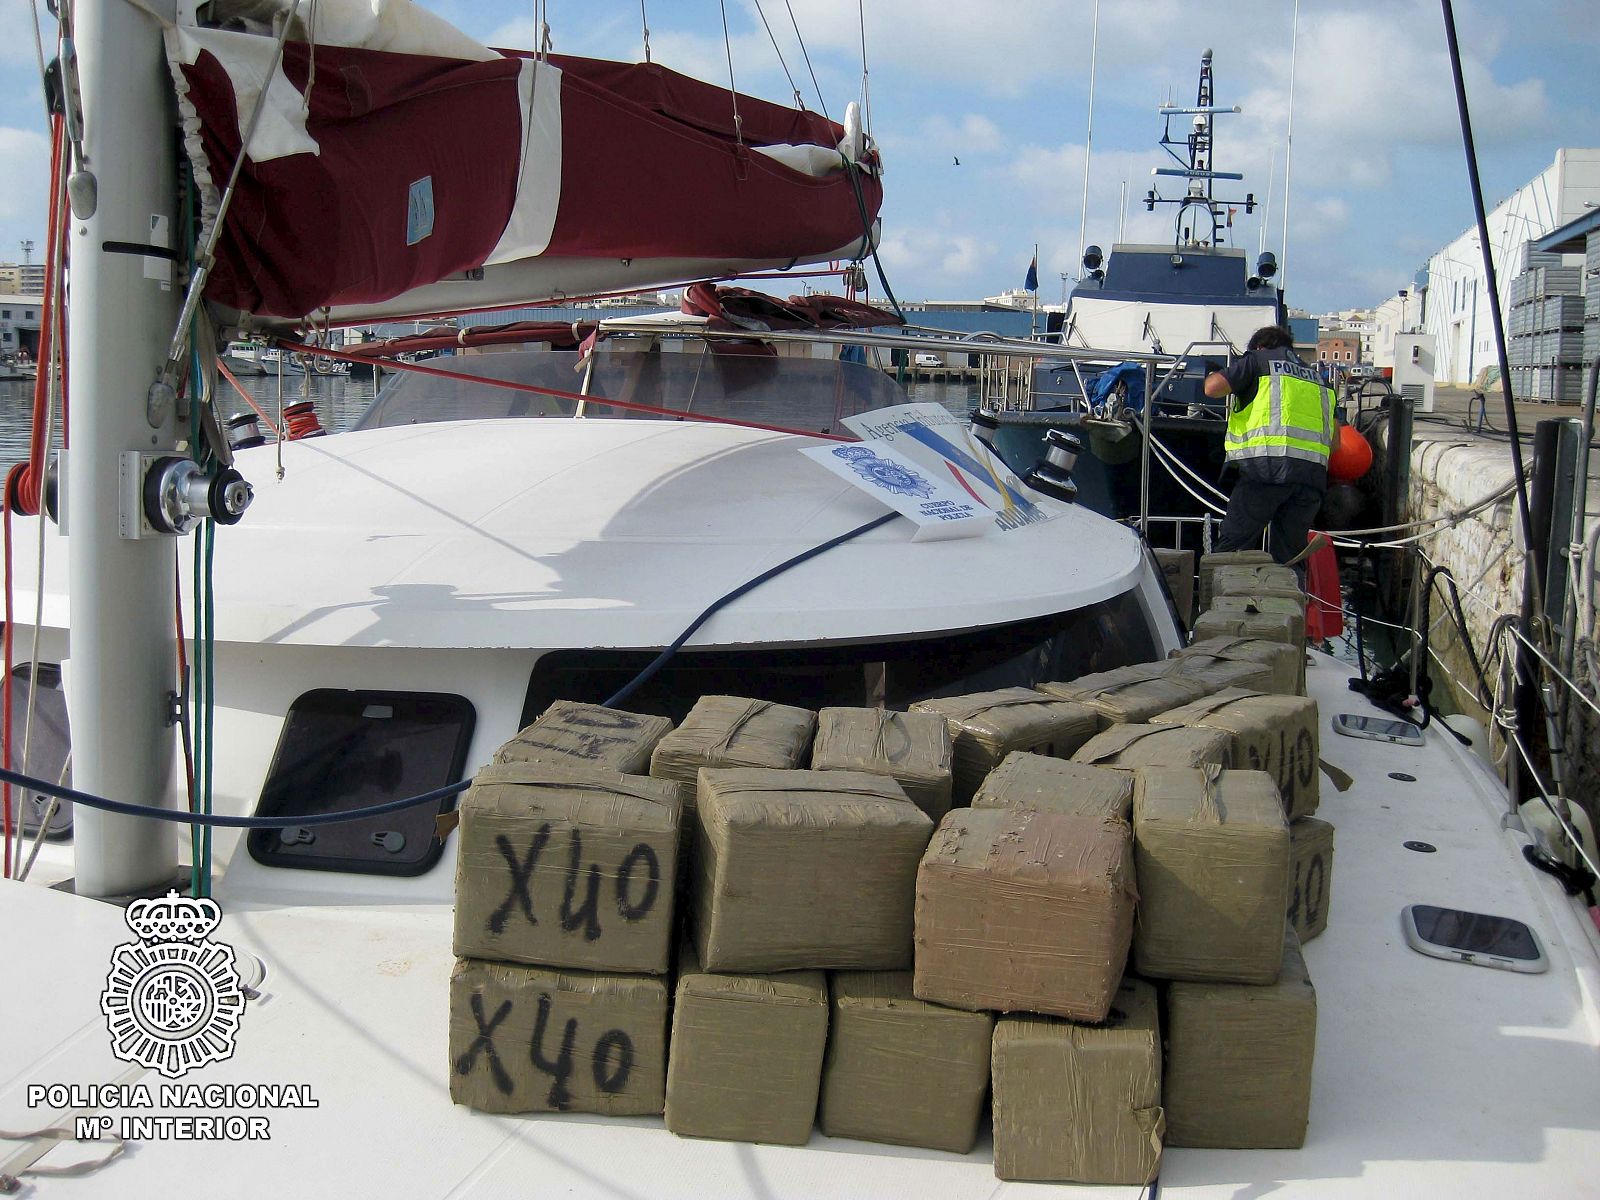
[[990, 50, 1287, 548]]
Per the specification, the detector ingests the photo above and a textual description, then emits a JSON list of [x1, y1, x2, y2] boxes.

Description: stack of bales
[[446, 665, 1327, 1179], [449, 701, 684, 1118], [910, 660, 1322, 1181], [1152, 547, 1197, 624], [1188, 554, 1310, 692]]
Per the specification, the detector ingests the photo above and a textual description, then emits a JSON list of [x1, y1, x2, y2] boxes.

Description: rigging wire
[[1279, 0, 1299, 289], [1076, 0, 1100, 271], [855, 0, 871, 142], [27, 0, 50, 121], [752, 0, 803, 109], [639, 0, 651, 63], [717, 0, 744, 149], [783, 0, 830, 121]]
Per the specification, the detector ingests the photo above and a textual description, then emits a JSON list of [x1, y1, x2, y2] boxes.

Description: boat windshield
[[352, 346, 912, 436]]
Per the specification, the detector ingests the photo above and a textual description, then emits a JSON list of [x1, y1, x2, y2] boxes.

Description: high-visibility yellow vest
[[1224, 357, 1335, 467]]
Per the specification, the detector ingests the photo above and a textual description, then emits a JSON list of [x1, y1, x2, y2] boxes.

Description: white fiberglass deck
[[2, 651, 1597, 1198], [15, 419, 1145, 651]]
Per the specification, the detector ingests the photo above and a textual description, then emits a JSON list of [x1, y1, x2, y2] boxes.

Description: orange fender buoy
[[1328, 424, 1373, 484]]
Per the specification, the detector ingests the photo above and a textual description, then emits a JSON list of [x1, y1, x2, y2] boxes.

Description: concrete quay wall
[[1402, 431, 1599, 825]]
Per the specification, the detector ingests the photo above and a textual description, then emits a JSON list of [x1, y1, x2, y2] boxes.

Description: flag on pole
[[1228, 207, 1237, 228], [1024, 253, 1039, 292]]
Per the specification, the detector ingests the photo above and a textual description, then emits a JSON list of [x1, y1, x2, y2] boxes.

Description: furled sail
[[166, 0, 882, 326]]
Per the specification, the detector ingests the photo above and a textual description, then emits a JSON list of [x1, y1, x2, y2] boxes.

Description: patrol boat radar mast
[[1145, 49, 1262, 259]]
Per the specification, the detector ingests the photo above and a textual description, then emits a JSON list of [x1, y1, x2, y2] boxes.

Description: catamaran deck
[[3, 650, 1597, 1197]]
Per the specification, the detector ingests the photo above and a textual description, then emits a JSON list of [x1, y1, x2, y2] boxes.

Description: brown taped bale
[[1038, 667, 1212, 729], [911, 688, 1099, 804], [664, 949, 828, 1146], [692, 768, 932, 972], [1157, 652, 1275, 695], [448, 958, 668, 1116], [1287, 816, 1335, 942], [991, 977, 1164, 1184], [819, 970, 993, 1153], [1198, 549, 1274, 610], [971, 750, 1133, 820], [1153, 548, 1195, 622], [1150, 688, 1321, 820], [1174, 635, 1303, 696], [913, 807, 1136, 1021], [452, 764, 682, 974], [1071, 723, 1233, 772], [1211, 593, 1307, 652], [648, 695, 815, 788], [1131, 767, 1289, 983], [1164, 932, 1317, 1148], [1211, 563, 1305, 602], [1191, 606, 1302, 653], [494, 701, 674, 774], [811, 707, 954, 821]]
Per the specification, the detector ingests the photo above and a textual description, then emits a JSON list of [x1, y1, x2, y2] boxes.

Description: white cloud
[[0, 127, 48, 224], [878, 227, 997, 290]]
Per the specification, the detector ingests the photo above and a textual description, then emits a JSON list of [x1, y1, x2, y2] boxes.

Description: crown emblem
[[125, 890, 222, 943]]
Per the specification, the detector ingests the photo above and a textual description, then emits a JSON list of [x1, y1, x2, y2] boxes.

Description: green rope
[[202, 517, 215, 896], [190, 529, 202, 898]]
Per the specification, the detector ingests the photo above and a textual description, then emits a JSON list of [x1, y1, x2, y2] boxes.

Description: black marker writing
[[456, 992, 514, 1095], [488, 825, 550, 934]]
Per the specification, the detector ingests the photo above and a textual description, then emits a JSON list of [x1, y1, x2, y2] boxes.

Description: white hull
[[5, 652, 1596, 1196]]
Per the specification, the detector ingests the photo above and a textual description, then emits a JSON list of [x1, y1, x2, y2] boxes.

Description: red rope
[[282, 401, 325, 440], [2, 492, 13, 878], [287, 269, 855, 330], [8, 115, 66, 517], [273, 339, 856, 443]]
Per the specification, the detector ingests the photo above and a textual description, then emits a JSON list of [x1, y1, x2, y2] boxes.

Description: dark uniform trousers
[[1214, 475, 1324, 566]]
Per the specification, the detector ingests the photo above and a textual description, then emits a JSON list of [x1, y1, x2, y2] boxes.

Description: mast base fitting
[[121, 452, 253, 539]]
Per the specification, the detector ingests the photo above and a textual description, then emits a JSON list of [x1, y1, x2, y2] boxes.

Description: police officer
[[1202, 324, 1335, 566]]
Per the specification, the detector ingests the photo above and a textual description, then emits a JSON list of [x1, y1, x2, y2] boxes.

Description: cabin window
[[519, 589, 1159, 726], [248, 689, 475, 877]]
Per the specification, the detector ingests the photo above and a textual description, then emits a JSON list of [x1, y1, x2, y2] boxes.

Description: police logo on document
[[832, 445, 936, 498]]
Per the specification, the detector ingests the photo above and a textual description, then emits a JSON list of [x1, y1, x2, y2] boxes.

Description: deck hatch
[[247, 688, 475, 877]]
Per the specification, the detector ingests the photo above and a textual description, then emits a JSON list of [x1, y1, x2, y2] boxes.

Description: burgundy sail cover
[[171, 37, 882, 319]]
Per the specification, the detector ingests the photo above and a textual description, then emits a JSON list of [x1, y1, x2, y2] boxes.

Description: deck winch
[[140, 454, 253, 536], [1024, 429, 1083, 503]]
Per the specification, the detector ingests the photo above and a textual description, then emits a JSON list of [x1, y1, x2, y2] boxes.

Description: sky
[[0, 0, 1596, 315]]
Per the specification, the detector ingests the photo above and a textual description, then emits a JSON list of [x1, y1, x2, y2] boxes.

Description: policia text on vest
[[1224, 358, 1335, 469], [1203, 328, 1335, 568]]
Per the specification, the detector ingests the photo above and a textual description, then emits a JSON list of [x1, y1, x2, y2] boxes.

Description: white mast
[[67, 0, 183, 895], [1260, 145, 1277, 256], [1076, 0, 1099, 268], [1279, 0, 1300, 289]]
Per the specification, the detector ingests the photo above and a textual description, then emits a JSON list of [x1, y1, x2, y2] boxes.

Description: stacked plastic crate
[[1509, 245, 1585, 402], [1585, 229, 1600, 378]]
